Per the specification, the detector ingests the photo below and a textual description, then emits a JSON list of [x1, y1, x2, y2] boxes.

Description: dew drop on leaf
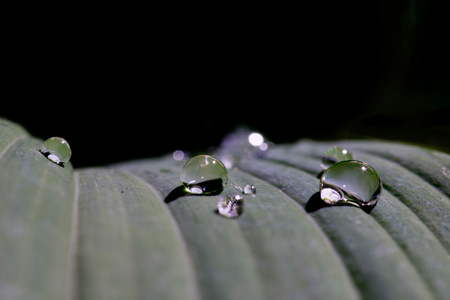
[[243, 184, 256, 195], [180, 155, 228, 194], [217, 194, 244, 218], [319, 160, 382, 207], [41, 137, 72, 165]]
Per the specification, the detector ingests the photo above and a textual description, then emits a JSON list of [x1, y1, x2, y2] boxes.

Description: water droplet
[[248, 132, 270, 152], [173, 150, 185, 161], [243, 184, 256, 195], [180, 155, 228, 194], [248, 132, 264, 147], [320, 160, 382, 207], [217, 194, 244, 218], [41, 137, 71, 165], [442, 167, 450, 178], [321, 146, 354, 169]]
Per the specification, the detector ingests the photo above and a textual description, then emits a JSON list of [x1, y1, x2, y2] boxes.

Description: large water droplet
[[41, 137, 71, 165], [180, 155, 228, 194], [217, 194, 244, 218], [320, 160, 382, 207], [321, 146, 354, 169]]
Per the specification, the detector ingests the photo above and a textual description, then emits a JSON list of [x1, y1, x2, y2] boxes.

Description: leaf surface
[[0, 119, 75, 300], [1, 118, 450, 300]]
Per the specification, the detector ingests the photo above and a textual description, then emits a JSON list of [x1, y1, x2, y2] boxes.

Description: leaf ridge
[[238, 157, 434, 299], [234, 167, 361, 300], [66, 172, 80, 300], [117, 169, 201, 300], [265, 141, 450, 253]]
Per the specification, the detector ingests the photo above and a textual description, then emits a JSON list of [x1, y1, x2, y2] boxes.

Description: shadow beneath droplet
[[305, 192, 331, 213], [361, 203, 376, 214], [164, 186, 189, 203], [316, 170, 324, 179], [164, 183, 224, 204], [305, 191, 377, 214]]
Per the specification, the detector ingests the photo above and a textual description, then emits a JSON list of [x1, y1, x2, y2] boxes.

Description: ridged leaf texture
[[1, 118, 449, 300]]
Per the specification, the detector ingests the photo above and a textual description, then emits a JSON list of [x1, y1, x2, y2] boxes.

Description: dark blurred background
[[2, 2, 449, 167]]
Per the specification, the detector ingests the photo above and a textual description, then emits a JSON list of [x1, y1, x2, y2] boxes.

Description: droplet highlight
[[243, 184, 256, 195], [217, 194, 244, 218], [319, 160, 382, 207], [321, 146, 354, 169], [41, 137, 71, 165], [180, 155, 228, 194]]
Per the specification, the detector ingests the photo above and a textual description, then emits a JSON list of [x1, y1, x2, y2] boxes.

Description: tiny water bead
[[248, 132, 269, 151], [180, 155, 228, 194], [41, 137, 71, 164], [243, 184, 256, 195], [320, 160, 382, 207], [321, 146, 354, 169], [217, 194, 244, 218]]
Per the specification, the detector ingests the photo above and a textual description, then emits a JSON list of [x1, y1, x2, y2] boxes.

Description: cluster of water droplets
[[38, 132, 383, 214], [179, 154, 258, 218]]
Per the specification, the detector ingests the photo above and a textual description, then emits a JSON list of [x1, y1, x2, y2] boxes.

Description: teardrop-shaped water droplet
[[41, 137, 72, 165], [180, 155, 228, 194], [320, 160, 382, 207], [321, 146, 354, 169], [243, 184, 256, 195], [217, 194, 244, 218]]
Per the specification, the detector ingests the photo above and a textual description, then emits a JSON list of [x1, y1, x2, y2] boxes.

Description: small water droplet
[[180, 155, 228, 194], [243, 184, 256, 195], [248, 132, 264, 147], [41, 137, 71, 165], [248, 132, 271, 152], [320, 160, 382, 207], [259, 142, 269, 151], [173, 150, 185, 161], [321, 146, 354, 169], [442, 167, 450, 178], [217, 194, 244, 218]]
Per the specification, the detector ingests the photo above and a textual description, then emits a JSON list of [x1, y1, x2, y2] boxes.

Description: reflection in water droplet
[[243, 184, 256, 195], [321, 146, 354, 169], [217, 194, 244, 218], [41, 137, 71, 165], [180, 155, 228, 194], [320, 160, 382, 207], [320, 188, 342, 204]]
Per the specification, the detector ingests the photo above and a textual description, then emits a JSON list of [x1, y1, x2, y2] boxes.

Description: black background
[[3, 2, 449, 167]]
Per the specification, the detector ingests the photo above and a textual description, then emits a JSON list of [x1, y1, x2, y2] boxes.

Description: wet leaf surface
[[1, 118, 449, 300]]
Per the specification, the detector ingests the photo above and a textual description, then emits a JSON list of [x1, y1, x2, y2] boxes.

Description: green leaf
[[75, 168, 198, 300], [0, 119, 75, 300], [1, 118, 450, 300]]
